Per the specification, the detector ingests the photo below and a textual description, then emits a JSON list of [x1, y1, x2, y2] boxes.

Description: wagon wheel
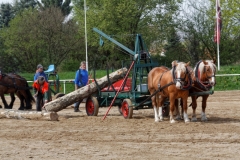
[[85, 96, 99, 116], [121, 99, 133, 119], [52, 93, 65, 100]]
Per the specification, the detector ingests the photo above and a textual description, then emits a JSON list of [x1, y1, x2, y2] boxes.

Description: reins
[[135, 65, 192, 108], [134, 81, 175, 109]]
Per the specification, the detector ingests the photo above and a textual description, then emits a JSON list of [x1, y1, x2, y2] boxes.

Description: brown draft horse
[[148, 61, 191, 123], [189, 60, 216, 121], [0, 73, 35, 110]]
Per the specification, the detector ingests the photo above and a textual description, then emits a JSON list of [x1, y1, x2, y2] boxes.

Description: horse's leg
[[21, 90, 32, 110], [182, 96, 190, 123], [8, 93, 16, 109], [201, 95, 208, 121], [152, 92, 160, 122], [16, 91, 25, 110], [24, 86, 34, 110], [169, 94, 176, 123], [158, 95, 166, 122], [191, 95, 198, 122], [174, 98, 182, 120], [1, 95, 10, 109], [180, 98, 184, 119]]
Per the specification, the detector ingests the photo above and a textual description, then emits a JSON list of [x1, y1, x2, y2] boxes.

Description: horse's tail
[[25, 82, 35, 103]]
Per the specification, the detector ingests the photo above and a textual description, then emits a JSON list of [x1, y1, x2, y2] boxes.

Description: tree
[[0, 3, 14, 28], [73, 0, 182, 68], [38, 0, 72, 16], [14, 0, 38, 12], [178, 0, 240, 66], [1, 7, 82, 72], [163, 29, 189, 67]]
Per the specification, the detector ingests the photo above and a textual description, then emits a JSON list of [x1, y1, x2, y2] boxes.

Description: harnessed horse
[[189, 60, 216, 121], [148, 61, 192, 123], [0, 72, 35, 110]]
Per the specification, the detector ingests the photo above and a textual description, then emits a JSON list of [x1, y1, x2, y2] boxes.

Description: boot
[[74, 102, 80, 112], [74, 106, 79, 112]]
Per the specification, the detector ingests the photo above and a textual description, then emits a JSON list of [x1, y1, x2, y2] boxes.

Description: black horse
[[0, 73, 35, 110]]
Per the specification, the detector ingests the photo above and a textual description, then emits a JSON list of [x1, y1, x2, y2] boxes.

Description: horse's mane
[[175, 62, 187, 72], [205, 60, 216, 73], [194, 60, 216, 79]]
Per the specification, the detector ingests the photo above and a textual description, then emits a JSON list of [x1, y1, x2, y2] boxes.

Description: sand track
[[0, 90, 240, 159]]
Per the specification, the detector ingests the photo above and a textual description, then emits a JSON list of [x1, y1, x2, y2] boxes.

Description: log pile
[[44, 67, 127, 112], [0, 67, 128, 121], [0, 110, 59, 121]]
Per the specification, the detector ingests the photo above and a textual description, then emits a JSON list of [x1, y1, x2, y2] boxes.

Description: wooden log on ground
[[0, 110, 59, 121], [44, 67, 128, 112]]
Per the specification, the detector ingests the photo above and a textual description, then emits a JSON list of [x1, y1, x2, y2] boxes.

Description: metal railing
[[215, 74, 240, 77], [27, 79, 94, 94], [27, 74, 240, 94]]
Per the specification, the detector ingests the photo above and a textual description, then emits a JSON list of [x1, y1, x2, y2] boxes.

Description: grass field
[[19, 64, 240, 94]]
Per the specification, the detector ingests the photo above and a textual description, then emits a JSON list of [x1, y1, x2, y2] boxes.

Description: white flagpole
[[216, 0, 220, 70], [84, 0, 88, 71]]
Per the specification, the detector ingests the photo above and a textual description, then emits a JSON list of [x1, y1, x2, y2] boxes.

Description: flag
[[214, 0, 222, 44]]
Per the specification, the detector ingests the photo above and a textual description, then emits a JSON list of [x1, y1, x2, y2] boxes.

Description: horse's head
[[172, 61, 191, 89], [198, 60, 216, 87]]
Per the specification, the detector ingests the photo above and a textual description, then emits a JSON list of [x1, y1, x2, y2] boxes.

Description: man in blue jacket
[[74, 61, 88, 112], [34, 64, 48, 82]]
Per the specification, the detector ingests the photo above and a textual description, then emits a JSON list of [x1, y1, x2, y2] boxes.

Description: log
[[44, 67, 128, 112], [0, 110, 59, 121]]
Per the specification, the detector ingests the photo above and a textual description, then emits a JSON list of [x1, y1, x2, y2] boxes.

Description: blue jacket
[[34, 72, 48, 82], [74, 69, 88, 87]]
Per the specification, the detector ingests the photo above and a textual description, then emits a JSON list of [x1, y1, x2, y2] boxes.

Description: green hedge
[[214, 65, 240, 91]]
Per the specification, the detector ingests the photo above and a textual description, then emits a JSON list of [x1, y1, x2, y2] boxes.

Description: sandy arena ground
[[0, 90, 240, 160]]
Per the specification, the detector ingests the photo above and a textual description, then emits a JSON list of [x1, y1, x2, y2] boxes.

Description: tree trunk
[[44, 67, 128, 112], [0, 110, 59, 121]]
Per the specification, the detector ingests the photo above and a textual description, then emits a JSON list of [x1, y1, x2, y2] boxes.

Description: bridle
[[172, 65, 192, 90], [195, 60, 215, 90], [203, 65, 215, 79]]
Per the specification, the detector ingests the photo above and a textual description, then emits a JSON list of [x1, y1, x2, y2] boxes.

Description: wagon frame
[[85, 28, 170, 118]]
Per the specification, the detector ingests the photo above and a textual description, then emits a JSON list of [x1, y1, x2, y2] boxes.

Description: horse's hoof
[[175, 115, 181, 121], [185, 119, 190, 123], [159, 116, 164, 121], [5, 107, 12, 109], [155, 119, 160, 122], [191, 119, 197, 122], [191, 117, 197, 122], [18, 107, 24, 110], [201, 118, 208, 122], [170, 119, 176, 123]]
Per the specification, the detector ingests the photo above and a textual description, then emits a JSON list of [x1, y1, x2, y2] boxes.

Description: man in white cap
[[34, 64, 48, 82]]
